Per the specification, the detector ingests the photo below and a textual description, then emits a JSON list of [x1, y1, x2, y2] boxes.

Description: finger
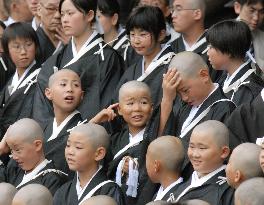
[[107, 103, 119, 110]]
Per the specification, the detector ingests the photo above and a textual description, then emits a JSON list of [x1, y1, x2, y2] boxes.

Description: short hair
[[48, 69, 81, 88], [1, 22, 42, 64], [236, 0, 264, 6], [126, 5, 166, 41], [186, 0, 206, 15], [235, 177, 264, 205], [70, 123, 110, 150], [80, 195, 117, 205], [0, 183, 17, 205], [181, 199, 211, 205], [206, 20, 251, 59], [59, 0, 97, 22], [118, 80, 151, 102]]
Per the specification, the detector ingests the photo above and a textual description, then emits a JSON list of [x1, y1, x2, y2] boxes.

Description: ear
[[45, 88, 52, 100], [80, 90, 84, 101], [34, 139, 43, 152], [234, 2, 242, 15], [111, 13, 119, 27], [199, 68, 210, 82], [117, 104, 122, 116], [193, 9, 202, 20], [94, 147, 106, 161], [154, 160, 160, 173], [221, 146, 230, 159], [234, 170, 243, 184], [86, 10, 95, 23], [158, 29, 166, 43]]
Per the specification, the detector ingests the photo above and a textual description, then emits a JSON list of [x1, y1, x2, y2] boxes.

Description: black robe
[[152, 182, 183, 202], [0, 63, 40, 140], [43, 113, 83, 178], [226, 92, 264, 144], [32, 33, 124, 126], [174, 169, 234, 205], [221, 62, 264, 106], [170, 33, 222, 82], [0, 159, 68, 195], [53, 169, 126, 205], [0, 56, 15, 91]]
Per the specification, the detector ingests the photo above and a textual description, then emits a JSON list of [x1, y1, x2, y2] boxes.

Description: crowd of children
[[0, 0, 264, 205]]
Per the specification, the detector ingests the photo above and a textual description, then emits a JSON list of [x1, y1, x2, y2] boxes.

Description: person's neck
[[78, 164, 99, 188], [73, 27, 93, 53], [144, 45, 162, 70], [160, 172, 181, 189], [129, 126, 145, 137], [225, 59, 245, 76], [104, 29, 118, 46], [182, 26, 205, 47], [43, 27, 60, 47], [26, 154, 46, 174], [34, 15, 41, 27], [198, 82, 215, 106], [54, 108, 75, 126], [16, 67, 27, 79]]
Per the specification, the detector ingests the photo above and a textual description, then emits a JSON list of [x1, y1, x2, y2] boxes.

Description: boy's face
[[188, 131, 227, 177], [45, 71, 83, 114], [6, 137, 41, 172], [118, 88, 153, 133], [259, 142, 264, 172], [65, 132, 96, 172], [207, 46, 230, 70], [146, 149, 158, 183], [225, 152, 239, 188], [235, 1, 264, 30]]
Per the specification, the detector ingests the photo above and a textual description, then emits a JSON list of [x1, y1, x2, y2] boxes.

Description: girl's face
[[207, 45, 230, 70], [8, 37, 36, 70], [61, 0, 91, 38], [130, 28, 161, 58], [96, 9, 117, 34]]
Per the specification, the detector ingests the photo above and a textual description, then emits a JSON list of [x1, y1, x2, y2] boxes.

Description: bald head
[[48, 69, 80, 88], [118, 80, 151, 102], [235, 177, 264, 205], [146, 200, 172, 205], [148, 136, 184, 172], [12, 184, 52, 205], [80, 195, 117, 205], [70, 123, 109, 150], [182, 199, 211, 205], [168, 51, 208, 79], [6, 118, 43, 143], [192, 120, 229, 148], [0, 183, 17, 205], [230, 143, 263, 180], [185, 0, 206, 16]]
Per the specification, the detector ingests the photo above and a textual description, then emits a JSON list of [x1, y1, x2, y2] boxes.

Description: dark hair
[[126, 5, 166, 41], [1, 22, 42, 64], [0, 21, 6, 30], [236, 0, 264, 6], [206, 20, 252, 59], [59, 0, 97, 22]]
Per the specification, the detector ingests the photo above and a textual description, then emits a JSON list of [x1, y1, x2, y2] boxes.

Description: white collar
[[76, 165, 102, 199], [71, 31, 98, 58], [261, 88, 264, 102], [4, 17, 15, 26], [155, 177, 183, 201], [17, 159, 50, 188], [224, 61, 250, 87], [129, 128, 145, 144], [47, 110, 80, 142], [31, 17, 38, 31], [182, 33, 205, 51]]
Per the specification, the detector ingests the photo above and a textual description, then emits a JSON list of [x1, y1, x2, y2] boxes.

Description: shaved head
[[80, 195, 117, 205], [118, 81, 151, 102], [48, 69, 80, 88], [192, 120, 229, 148], [148, 136, 184, 172], [12, 184, 52, 205], [6, 118, 43, 143], [185, 0, 206, 15], [168, 51, 208, 79], [182, 199, 211, 205], [235, 177, 264, 205], [70, 123, 109, 150], [146, 200, 171, 205], [229, 143, 263, 180], [0, 183, 17, 205]]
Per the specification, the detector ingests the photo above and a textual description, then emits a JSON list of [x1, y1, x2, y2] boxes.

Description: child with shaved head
[[226, 143, 264, 189], [146, 136, 184, 202], [0, 182, 17, 205], [12, 184, 52, 205], [0, 118, 67, 195], [80, 195, 117, 205], [53, 123, 125, 205], [173, 120, 234, 205]]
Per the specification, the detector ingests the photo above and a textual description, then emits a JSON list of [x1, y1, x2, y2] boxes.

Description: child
[[0, 182, 17, 205], [53, 123, 125, 205], [0, 118, 67, 195], [206, 20, 264, 106], [174, 120, 234, 205], [0, 22, 42, 140], [151, 51, 236, 178], [234, 177, 264, 205], [146, 136, 184, 202], [96, 0, 140, 68], [115, 6, 175, 106], [182, 199, 211, 205], [225, 143, 263, 189], [33, 0, 124, 125], [81, 195, 118, 205], [12, 184, 53, 205], [106, 81, 153, 205]]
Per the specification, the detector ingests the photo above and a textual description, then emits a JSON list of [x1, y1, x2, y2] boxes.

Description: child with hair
[[0, 22, 42, 140], [33, 0, 124, 126], [174, 120, 234, 205], [96, 0, 139, 68], [53, 123, 125, 205], [146, 136, 184, 202], [206, 20, 264, 106], [0, 182, 17, 205], [115, 6, 175, 106], [0, 118, 67, 195]]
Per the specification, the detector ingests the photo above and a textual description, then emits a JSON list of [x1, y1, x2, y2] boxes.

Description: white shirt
[[182, 33, 206, 52], [129, 128, 145, 144], [4, 16, 15, 26]]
